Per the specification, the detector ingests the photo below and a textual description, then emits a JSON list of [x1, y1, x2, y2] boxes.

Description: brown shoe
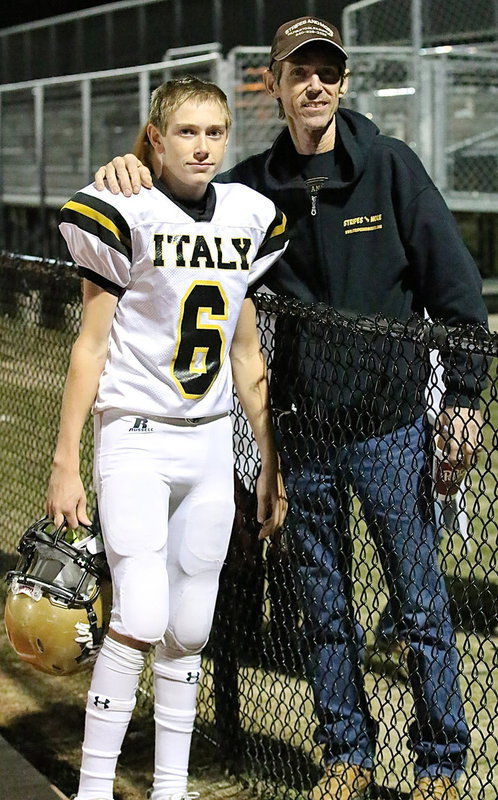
[[308, 762, 373, 800], [410, 776, 459, 800]]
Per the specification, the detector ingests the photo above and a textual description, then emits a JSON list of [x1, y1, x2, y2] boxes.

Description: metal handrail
[[0, 0, 167, 37], [0, 53, 220, 95]]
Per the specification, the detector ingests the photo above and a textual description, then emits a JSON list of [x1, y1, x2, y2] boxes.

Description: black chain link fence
[[1, 252, 497, 799]]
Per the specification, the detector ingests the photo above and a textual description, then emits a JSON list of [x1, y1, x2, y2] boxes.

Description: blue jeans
[[276, 414, 469, 779]]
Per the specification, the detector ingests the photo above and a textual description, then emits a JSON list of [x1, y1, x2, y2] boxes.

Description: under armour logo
[[186, 671, 200, 683], [93, 695, 110, 709]]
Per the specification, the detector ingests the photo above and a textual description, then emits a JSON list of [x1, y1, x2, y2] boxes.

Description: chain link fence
[[342, 0, 498, 47], [1, 252, 497, 799]]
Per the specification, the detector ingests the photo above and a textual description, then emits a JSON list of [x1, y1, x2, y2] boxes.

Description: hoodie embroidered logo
[[343, 213, 383, 234]]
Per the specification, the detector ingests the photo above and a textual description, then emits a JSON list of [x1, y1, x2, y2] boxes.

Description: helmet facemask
[[4, 517, 111, 675]]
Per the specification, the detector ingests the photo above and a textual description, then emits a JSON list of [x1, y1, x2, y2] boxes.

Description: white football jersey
[[60, 179, 287, 418]]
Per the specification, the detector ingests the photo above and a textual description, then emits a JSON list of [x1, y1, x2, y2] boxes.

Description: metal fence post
[[0, 91, 4, 251], [432, 56, 449, 193], [81, 78, 91, 183], [417, 56, 434, 178], [139, 70, 151, 127], [216, 52, 236, 170], [211, 557, 243, 769], [33, 84, 47, 254], [411, 0, 423, 159]]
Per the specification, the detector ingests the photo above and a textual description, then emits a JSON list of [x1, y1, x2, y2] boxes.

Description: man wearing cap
[[95, 15, 486, 800]]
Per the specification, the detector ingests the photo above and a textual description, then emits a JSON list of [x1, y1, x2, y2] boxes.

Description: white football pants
[[93, 409, 235, 651]]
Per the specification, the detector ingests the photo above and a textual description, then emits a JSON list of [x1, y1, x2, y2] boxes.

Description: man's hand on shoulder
[[94, 154, 153, 196]]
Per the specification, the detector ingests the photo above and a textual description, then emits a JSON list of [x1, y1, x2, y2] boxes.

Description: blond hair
[[132, 123, 154, 170], [148, 75, 232, 135]]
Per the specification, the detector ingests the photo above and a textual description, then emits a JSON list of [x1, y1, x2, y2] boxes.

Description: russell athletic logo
[[129, 417, 154, 433]]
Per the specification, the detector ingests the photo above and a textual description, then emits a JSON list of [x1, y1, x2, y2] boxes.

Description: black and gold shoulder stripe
[[256, 208, 288, 261], [60, 191, 132, 262]]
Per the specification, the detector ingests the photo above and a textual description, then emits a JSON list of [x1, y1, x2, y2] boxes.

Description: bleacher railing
[[1, 46, 497, 220]]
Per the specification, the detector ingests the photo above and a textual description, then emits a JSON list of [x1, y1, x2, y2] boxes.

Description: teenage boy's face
[[149, 99, 229, 200]]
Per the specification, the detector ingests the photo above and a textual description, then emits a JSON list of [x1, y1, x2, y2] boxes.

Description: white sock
[[150, 650, 201, 799], [76, 635, 145, 800]]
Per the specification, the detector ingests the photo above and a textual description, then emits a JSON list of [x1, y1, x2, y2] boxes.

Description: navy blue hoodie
[[218, 108, 487, 434]]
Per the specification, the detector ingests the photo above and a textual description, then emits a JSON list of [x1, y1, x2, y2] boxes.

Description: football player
[[46, 76, 288, 800]]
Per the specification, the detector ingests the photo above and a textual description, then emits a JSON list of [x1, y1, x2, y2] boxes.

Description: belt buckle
[[184, 417, 201, 426]]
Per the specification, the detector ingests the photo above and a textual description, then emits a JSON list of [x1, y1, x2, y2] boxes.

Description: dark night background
[[2, 1, 351, 30], [0, 0, 353, 80], [2, 1, 113, 28]]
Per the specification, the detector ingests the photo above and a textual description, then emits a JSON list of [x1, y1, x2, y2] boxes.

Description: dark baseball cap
[[270, 17, 348, 64]]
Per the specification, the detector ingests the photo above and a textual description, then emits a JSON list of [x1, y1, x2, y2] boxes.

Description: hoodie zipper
[[304, 176, 328, 217]]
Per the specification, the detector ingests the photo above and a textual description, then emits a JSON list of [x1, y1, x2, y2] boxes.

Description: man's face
[[270, 45, 347, 137], [149, 99, 229, 200]]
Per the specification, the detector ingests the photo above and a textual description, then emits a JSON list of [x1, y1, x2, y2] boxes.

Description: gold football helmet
[[4, 516, 111, 676]]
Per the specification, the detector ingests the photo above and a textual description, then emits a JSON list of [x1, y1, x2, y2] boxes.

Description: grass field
[[0, 302, 497, 799]]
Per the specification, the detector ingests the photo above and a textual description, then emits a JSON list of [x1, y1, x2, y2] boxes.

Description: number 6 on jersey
[[171, 281, 228, 399]]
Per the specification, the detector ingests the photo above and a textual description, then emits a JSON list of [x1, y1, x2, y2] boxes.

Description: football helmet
[[4, 516, 111, 676]]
